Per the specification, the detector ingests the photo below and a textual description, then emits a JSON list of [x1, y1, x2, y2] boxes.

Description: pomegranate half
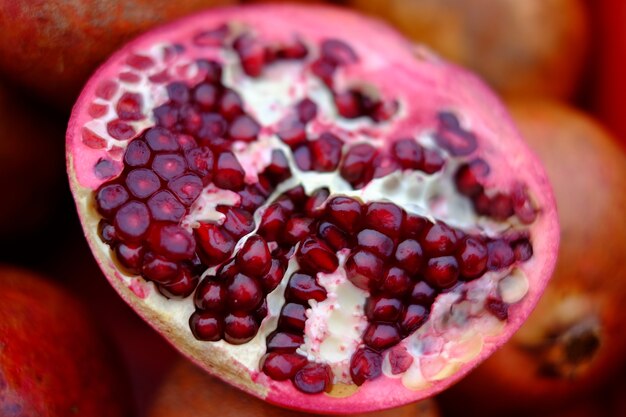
[[66, 4, 559, 413]]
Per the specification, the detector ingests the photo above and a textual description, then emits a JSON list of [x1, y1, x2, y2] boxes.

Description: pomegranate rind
[[66, 4, 559, 413]]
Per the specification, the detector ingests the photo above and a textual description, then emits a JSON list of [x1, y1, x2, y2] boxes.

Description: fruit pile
[[0, 1, 624, 416]]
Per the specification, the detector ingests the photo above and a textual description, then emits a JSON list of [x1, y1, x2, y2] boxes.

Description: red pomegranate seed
[[115, 243, 144, 274], [455, 159, 489, 197], [512, 185, 537, 224], [279, 303, 307, 332], [260, 259, 285, 293], [388, 345, 413, 375], [296, 98, 318, 123], [197, 113, 228, 144], [126, 53, 154, 69], [424, 256, 459, 289], [381, 267, 412, 297], [457, 237, 488, 279], [217, 206, 254, 239], [277, 116, 307, 148], [394, 239, 423, 275], [402, 213, 428, 239], [180, 104, 202, 134], [334, 90, 363, 119], [194, 24, 229, 47], [176, 134, 197, 151], [486, 240, 516, 270], [421, 148, 445, 174], [166, 81, 190, 104], [153, 104, 179, 129], [310, 57, 337, 86], [98, 220, 118, 245], [436, 112, 478, 156], [512, 238, 533, 262], [114, 201, 150, 242], [229, 114, 261, 142], [340, 143, 377, 187], [320, 38, 359, 65], [234, 34, 266, 77], [217, 258, 238, 281], [364, 202, 404, 238], [282, 217, 314, 245], [401, 304, 428, 334], [226, 273, 263, 311], [274, 194, 297, 213], [317, 221, 350, 251], [195, 59, 223, 84], [107, 119, 136, 141], [96, 183, 129, 217], [286, 271, 327, 303], [152, 153, 187, 181], [83, 126, 107, 148], [142, 251, 179, 283], [159, 266, 199, 298], [145, 127, 179, 151], [485, 297, 509, 321], [297, 237, 339, 274], [326, 196, 362, 233], [370, 99, 399, 122], [193, 83, 219, 110], [372, 156, 400, 179], [95, 79, 118, 100], [195, 223, 235, 265], [293, 144, 312, 171], [185, 146, 214, 180], [489, 193, 515, 221], [258, 204, 287, 241], [219, 89, 244, 120], [363, 323, 401, 350], [168, 173, 203, 205], [124, 139, 151, 167], [254, 298, 269, 321], [310, 132, 343, 172], [238, 185, 267, 212], [262, 353, 308, 381], [236, 235, 271, 278], [365, 296, 403, 322], [304, 188, 330, 218], [345, 249, 384, 291], [350, 347, 382, 386], [214, 151, 245, 191], [146, 223, 195, 261], [267, 331, 304, 353], [194, 278, 226, 311], [357, 229, 395, 259], [293, 363, 333, 394], [410, 281, 437, 305], [263, 149, 291, 184], [94, 158, 120, 180], [224, 312, 259, 345], [125, 169, 160, 200], [421, 223, 459, 256], [392, 138, 424, 170], [189, 311, 223, 342], [116, 92, 144, 121]]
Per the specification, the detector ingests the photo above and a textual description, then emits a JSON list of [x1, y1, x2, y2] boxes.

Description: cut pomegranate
[[67, 5, 558, 414]]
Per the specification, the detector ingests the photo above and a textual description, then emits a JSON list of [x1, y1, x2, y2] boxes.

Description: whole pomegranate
[[0, 266, 131, 417], [66, 4, 559, 413], [148, 359, 440, 417], [348, 0, 589, 100], [0, 0, 237, 109], [441, 100, 626, 415]]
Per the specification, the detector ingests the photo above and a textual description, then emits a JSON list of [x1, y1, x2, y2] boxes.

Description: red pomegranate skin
[[347, 0, 589, 100], [0, 266, 132, 417], [440, 101, 626, 415], [0, 0, 238, 109]]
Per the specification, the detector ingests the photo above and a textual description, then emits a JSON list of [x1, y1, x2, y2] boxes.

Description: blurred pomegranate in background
[[440, 101, 626, 416], [0, 266, 132, 417], [347, 0, 589, 100], [0, 0, 238, 109], [147, 359, 441, 417]]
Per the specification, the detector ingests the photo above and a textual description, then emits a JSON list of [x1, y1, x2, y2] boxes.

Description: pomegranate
[[0, 266, 131, 417], [148, 359, 440, 417], [66, 5, 558, 413], [441, 100, 626, 415], [347, 0, 589, 99], [0, 0, 237, 108]]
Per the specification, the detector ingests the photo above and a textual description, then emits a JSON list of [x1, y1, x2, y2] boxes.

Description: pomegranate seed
[[334, 90, 363, 119], [401, 304, 428, 334], [194, 278, 226, 311], [363, 323, 401, 350], [350, 347, 382, 386], [168, 173, 203, 205], [296, 98, 318, 123], [310, 57, 337, 86], [195, 223, 235, 265], [258, 204, 287, 241], [297, 237, 339, 273], [219, 89, 244, 120], [142, 251, 179, 283], [107, 119, 136, 141], [365, 296, 402, 322], [310, 132, 343, 172], [277, 116, 307, 148], [293, 144, 312, 171], [282, 217, 314, 246], [229, 114, 261, 142], [234, 35, 266, 77], [152, 153, 187, 180], [317, 221, 351, 251], [260, 259, 285, 292], [381, 267, 412, 297], [255, 299, 269, 320], [364, 202, 404, 238], [125, 169, 160, 200], [357, 229, 394, 259], [224, 312, 259, 345], [146, 223, 195, 261], [485, 297, 509, 321], [166, 81, 190, 104], [238, 185, 266, 212], [392, 138, 424, 170], [486, 240, 515, 270], [370, 99, 399, 122], [96, 183, 129, 217], [264, 149, 291, 184], [326, 196, 362, 233], [217, 206, 254, 239], [320, 38, 359, 65], [98, 220, 118, 245], [473, 193, 491, 216], [217, 258, 239, 281], [372, 157, 400, 179], [512, 238, 533, 262], [293, 363, 333, 394], [254, 175, 273, 198], [394, 239, 423, 275], [180, 104, 202, 134], [436, 112, 478, 156], [345, 250, 384, 291], [457, 237, 488, 279], [304, 188, 330, 218], [489, 193, 514, 221], [124, 139, 151, 167], [196, 59, 223, 84], [185, 146, 214, 180], [213, 151, 245, 191], [411, 281, 437, 305], [421, 148, 445, 174], [116, 92, 144, 121], [512, 185, 537, 224], [388, 345, 414, 375], [145, 127, 179, 151], [115, 243, 144, 274], [421, 223, 459, 256], [114, 201, 150, 242], [189, 311, 223, 342], [176, 134, 197, 151], [340, 143, 377, 187], [194, 24, 229, 46], [455, 159, 489, 197], [424, 256, 459, 289], [159, 266, 199, 298], [94, 158, 120, 180], [286, 271, 327, 303], [197, 113, 228, 144], [236, 235, 271, 278], [402, 213, 428, 239], [95, 79, 118, 100], [127, 54, 154, 70], [153, 104, 179, 129], [226, 273, 263, 312], [261, 353, 308, 381], [267, 331, 304, 353], [193, 83, 219, 110], [279, 303, 307, 332]]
